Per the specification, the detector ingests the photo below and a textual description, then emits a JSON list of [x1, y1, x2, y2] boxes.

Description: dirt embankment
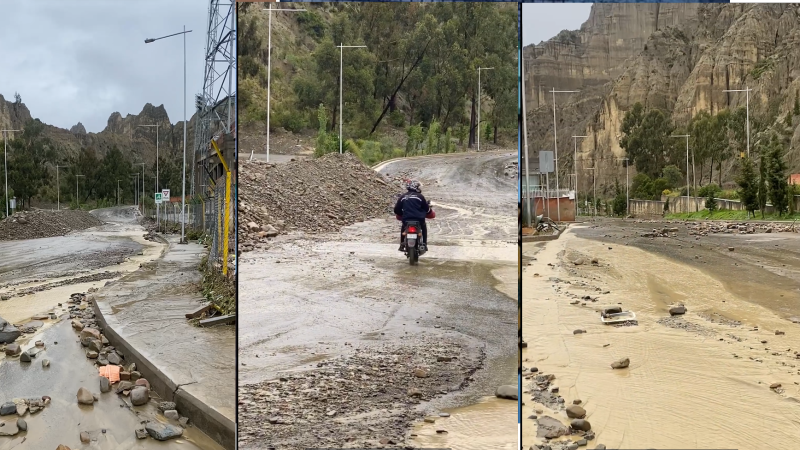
[[0, 210, 103, 241], [238, 153, 399, 252]]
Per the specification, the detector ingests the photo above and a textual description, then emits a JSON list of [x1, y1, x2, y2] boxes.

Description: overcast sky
[[522, 3, 592, 47], [0, 0, 210, 133]]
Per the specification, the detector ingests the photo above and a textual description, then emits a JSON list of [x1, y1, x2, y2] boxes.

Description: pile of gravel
[[238, 153, 398, 252], [0, 210, 103, 241]]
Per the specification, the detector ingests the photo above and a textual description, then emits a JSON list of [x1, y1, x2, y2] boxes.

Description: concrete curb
[[93, 298, 236, 450], [521, 231, 561, 243]]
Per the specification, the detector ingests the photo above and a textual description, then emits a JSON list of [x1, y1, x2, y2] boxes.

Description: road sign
[[9, 198, 15, 209], [155, 193, 163, 204], [539, 151, 554, 173], [162, 189, 170, 201]]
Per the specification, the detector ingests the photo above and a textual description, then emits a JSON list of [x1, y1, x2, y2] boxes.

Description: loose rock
[[611, 357, 630, 369]]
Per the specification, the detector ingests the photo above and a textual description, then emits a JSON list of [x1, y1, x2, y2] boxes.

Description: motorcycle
[[396, 208, 435, 265]]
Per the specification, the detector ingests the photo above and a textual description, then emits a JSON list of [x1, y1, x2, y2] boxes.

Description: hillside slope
[[524, 3, 800, 195]]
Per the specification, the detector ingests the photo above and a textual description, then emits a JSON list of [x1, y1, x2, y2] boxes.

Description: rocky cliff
[[524, 3, 800, 195], [0, 93, 196, 167]]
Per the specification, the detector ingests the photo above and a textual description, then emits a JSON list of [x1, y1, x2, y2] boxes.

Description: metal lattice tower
[[193, 0, 236, 196]]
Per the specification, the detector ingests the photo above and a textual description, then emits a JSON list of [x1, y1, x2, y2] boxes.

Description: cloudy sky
[[0, 0, 211, 133], [522, 3, 592, 47]]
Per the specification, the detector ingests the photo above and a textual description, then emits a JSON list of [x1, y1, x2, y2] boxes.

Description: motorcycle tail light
[[408, 226, 417, 233]]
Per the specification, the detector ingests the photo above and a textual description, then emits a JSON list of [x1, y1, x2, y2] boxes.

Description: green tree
[[757, 152, 768, 219], [7, 119, 56, 209], [620, 103, 676, 179], [662, 165, 683, 189], [736, 156, 759, 219], [612, 178, 627, 217], [764, 133, 789, 216]]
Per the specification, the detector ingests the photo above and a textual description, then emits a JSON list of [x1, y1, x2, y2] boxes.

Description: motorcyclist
[[394, 179, 431, 252]]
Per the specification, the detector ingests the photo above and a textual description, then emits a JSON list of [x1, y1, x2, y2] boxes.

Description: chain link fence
[[142, 178, 235, 276]]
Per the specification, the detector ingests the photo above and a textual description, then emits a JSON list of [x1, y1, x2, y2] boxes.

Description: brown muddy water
[[523, 223, 800, 449]]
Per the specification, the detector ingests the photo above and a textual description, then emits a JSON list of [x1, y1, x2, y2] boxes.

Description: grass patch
[[666, 209, 800, 221]]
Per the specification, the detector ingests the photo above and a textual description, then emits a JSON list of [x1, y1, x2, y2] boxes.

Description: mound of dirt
[[0, 210, 103, 241], [238, 153, 398, 252]]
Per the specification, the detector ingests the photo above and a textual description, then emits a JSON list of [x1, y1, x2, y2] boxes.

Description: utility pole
[[2, 129, 20, 218], [76, 175, 85, 210], [671, 134, 691, 213], [337, 44, 367, 154], [56, 164, 68, 211], [617, 157, 629, 217], [477, 67, 494, 153], [572, 135, 587, 217], [521, 53, 532, 227], [259, 4, 306, 162], [723, 86, 752, 158], [551, 88, 579, 222], [585, 166, 596, 220]]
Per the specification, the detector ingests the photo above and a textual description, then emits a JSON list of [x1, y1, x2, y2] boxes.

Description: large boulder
[[145, 421, 183, 440], [0, 317, 21, 344], [669, 305, 687, 316], [536, 415, 569, 439], [495, 385, 518, 400], [571, 418, 592, 431], [566, 404, 586, 419]]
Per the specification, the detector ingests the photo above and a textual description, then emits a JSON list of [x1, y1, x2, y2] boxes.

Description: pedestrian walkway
[[94, 235, 235, 449]]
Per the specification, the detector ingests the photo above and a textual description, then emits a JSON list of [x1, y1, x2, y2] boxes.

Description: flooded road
[[0, 206, 223, 449], [238, 151, 518, 449], [523, 221, 800, 450]]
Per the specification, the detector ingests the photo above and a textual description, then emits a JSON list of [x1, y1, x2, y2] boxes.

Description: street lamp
[[551, 88, 579, 222], [2, 129, 20, 218], [56, 164, 69, 211], [477, 67, 494, 153], [135, 163, 146, 211], [585, 166, 596, 220], [131, 174, 139, 207], [671, 134, 691, 213], [617, 157, 629, 217], [571, 135, 587, 216], [75, 175, 85, 209], [256, 5, 306, 163], [146, 27, 192, 243], [337, 44, 367, 154], [117, 179, 123, 206], [722, 86, 752, 158], [521, 53, 532, 227]]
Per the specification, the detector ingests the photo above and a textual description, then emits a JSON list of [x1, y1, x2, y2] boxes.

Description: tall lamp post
[[722, 86, 752, 158], [56, 164, 69, 211], [671, 134, 691, 213], [76, 175, 85, 210], [585, 166, 596, 220], [550, 88, 579, 222], [617, 157, 630, 217], [135, 163, 146, 212], [477, 67, 494, 152], [2, 129, 20, 218], [571, 135, 587, 216], [256, 4, 306, 162], [521, 52, 532, 227], [337, 44, 367, 154], [146, 27, 192, 244]]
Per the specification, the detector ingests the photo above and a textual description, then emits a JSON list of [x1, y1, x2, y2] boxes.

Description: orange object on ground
[[99, 365, 121, 382]]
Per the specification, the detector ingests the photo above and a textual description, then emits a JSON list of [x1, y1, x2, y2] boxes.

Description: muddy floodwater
[[0, 207, 222, 449], [239, 151, 518, 449], [523, 219, 800, 449]]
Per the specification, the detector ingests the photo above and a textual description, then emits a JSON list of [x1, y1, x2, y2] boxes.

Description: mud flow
[[239, 151, 519, 449], [523, 219, 800, 450]]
